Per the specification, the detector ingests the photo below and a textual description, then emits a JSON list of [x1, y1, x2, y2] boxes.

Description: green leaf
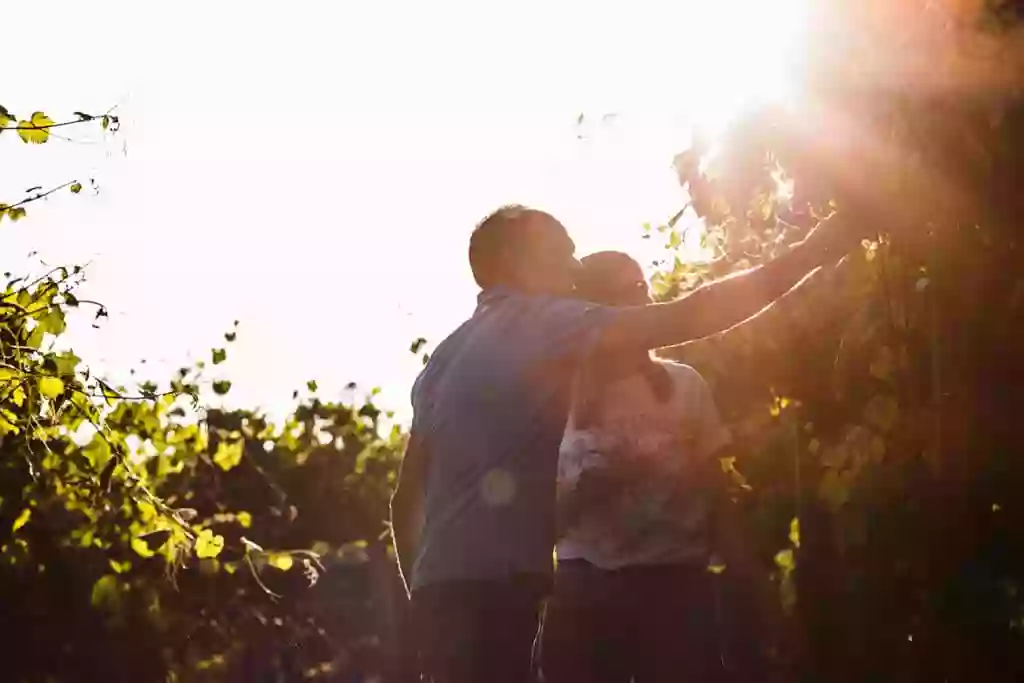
[[668, 229, 682, 250], [70, 182, 83, 194], [0, 104, 10, 129], [212, 380, 232, 396], [82, 434, 112, 469], [39, 307, 66, 336], [267, 553, 294, 571], [410, 337, 427, 354], [53, 351, 80, 377], [132, 532, 165, 557], [195, 529, 225, 559], [0, 408, 20, 435], [39, 376, 64, 398], [8, 207, 26, 222], [306, 380, 318, 392], [213, 440, 244, 471], [98, 456, 118, 492], [109, 559, 131, 574], [775, 548, 796, 573], [211, 348, 226, 365], [12, 508, 31, 533], [17, 112, 54, 144], [707, 557, 727, 574], [91, 574, 121, 609]]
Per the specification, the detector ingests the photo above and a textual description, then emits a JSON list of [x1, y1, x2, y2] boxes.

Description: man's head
[[576, 251, 652, 306], [469, 205, 580, 297]]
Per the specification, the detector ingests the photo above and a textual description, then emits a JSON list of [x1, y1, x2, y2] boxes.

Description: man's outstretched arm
[[390, 430, 428, 596], [597, 214, 852, 353]]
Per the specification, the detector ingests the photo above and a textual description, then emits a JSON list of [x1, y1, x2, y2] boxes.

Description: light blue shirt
[[409, 287, 618, 589]]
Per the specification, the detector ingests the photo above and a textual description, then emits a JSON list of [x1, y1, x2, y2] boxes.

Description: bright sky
[[2, 0, 805, 423]]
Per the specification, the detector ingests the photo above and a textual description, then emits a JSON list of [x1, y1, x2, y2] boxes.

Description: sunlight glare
[[677, 0, 809, 135], [564, 0, 810, 269]]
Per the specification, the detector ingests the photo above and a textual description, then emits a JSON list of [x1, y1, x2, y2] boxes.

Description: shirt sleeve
[[532, 297, 621, 367]]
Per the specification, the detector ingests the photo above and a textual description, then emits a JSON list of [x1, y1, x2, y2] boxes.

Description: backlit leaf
[[39, 376, 64, 398], [53, 351, 80, 377], [91, 574, 120, 609], [39, 307, 66, 336], [213, 440, 244, 471], [136, 529, 172, 554], [98, 457, 118, 492], [8, 207, 26, 222], [0, 104, 10, 129], [0, 403, 18, 434], [17, 112, 55, 144], [12, 508, 31, 533], [131, 536, 156, 558], [70, 182, 83, 194], [195, 529, 225, 559], [267, 553, 294, 571], [775, 548, 796, 573]]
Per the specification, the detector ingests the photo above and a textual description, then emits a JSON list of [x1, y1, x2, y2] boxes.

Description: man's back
[[409, 287, 616, 589]]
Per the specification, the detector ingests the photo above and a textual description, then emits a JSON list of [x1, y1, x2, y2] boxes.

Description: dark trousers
[[539, 560, 726, 683], [411, 574, 549, 683]]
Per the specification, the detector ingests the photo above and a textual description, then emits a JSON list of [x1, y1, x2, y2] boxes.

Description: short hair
[[468, 204, 534, 289], [576, 251, 639, 300]]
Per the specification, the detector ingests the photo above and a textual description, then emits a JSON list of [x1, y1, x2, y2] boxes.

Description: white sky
[[2, 0, 804, 423]]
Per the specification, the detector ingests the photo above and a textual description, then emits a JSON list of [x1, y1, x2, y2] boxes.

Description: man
[[391, 205, 851, 683]]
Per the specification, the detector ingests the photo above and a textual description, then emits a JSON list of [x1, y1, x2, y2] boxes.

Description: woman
[[539, 251, 749, 683]]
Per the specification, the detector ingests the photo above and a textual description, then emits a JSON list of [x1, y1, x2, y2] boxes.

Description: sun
[[551, 0, 810, 264], [675, 0, 809, 135]]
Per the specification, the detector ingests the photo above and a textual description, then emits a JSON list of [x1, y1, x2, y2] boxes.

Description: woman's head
[[572, 251, 669, 427], [576, 251, 652, 306]]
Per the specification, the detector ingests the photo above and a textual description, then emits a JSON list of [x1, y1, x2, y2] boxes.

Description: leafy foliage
[[0, 102, 410, 681], [640, 2, 1024, 679]]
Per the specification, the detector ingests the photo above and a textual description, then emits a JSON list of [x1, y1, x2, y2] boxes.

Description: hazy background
[[1, 0, 804, 420]]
